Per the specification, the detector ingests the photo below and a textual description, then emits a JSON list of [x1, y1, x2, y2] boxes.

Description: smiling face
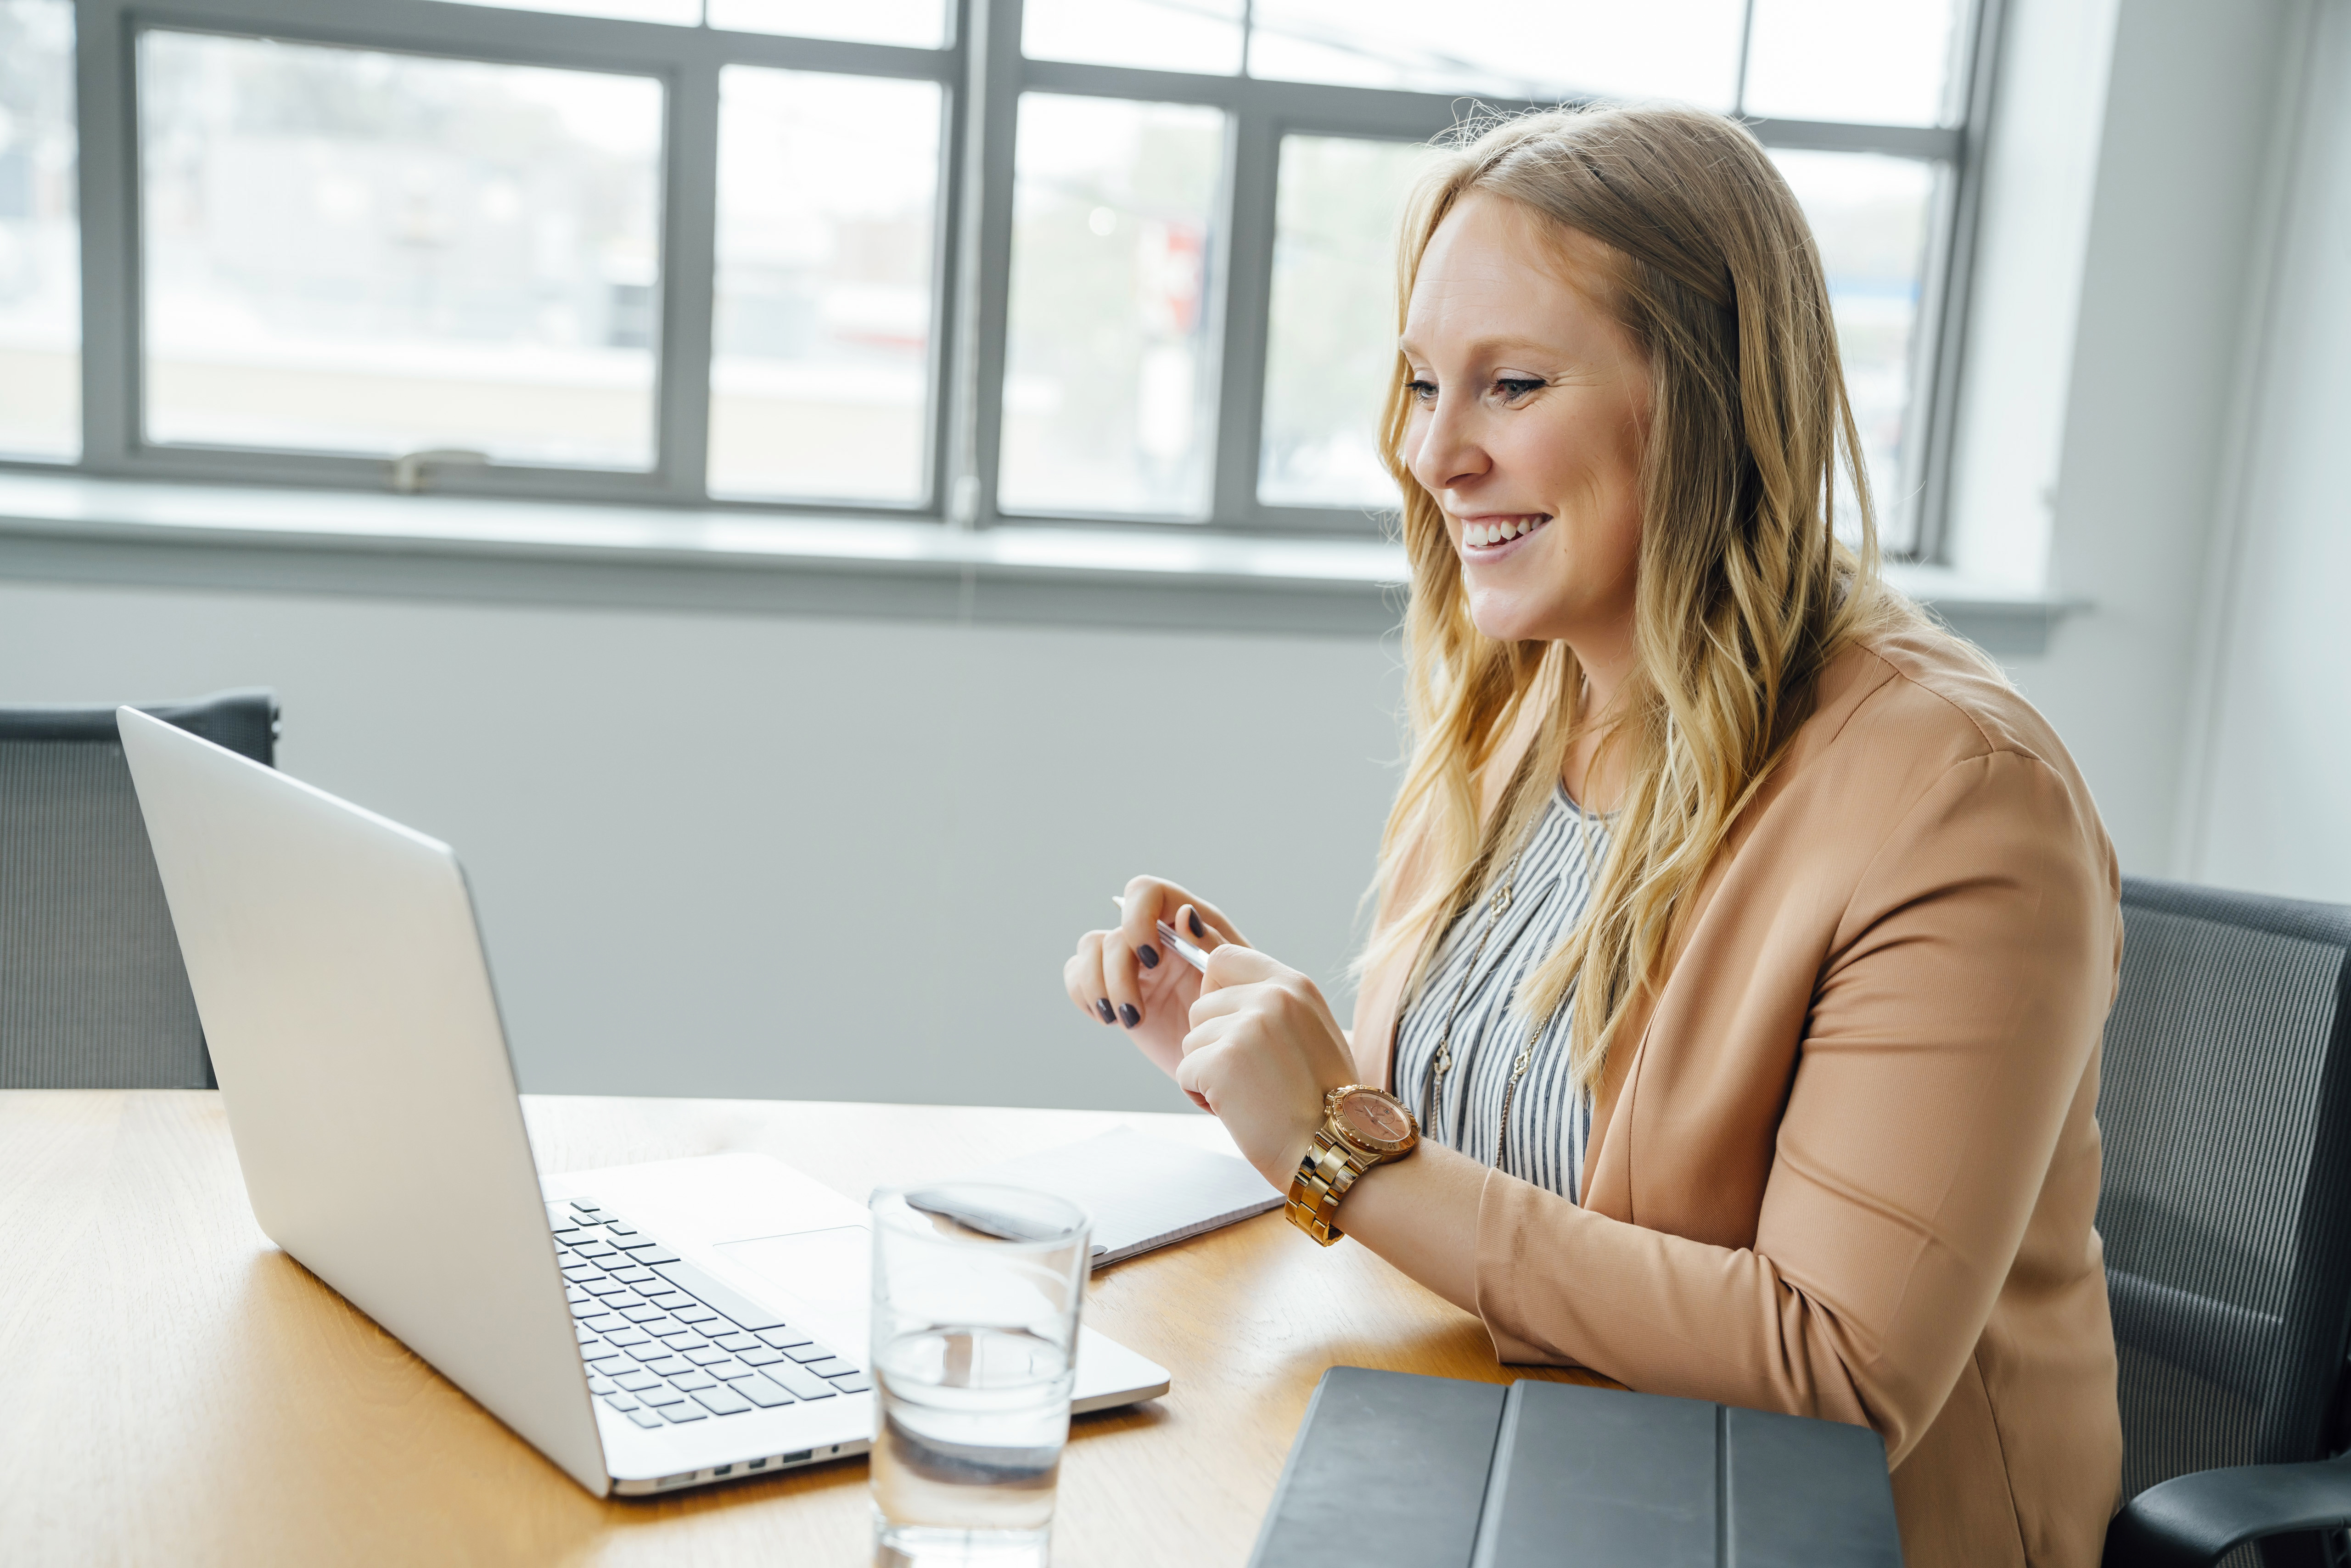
[[1399, 192, 1651, 657]]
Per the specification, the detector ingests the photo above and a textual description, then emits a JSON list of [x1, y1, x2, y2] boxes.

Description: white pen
[[1108, 895, 1216, 972]]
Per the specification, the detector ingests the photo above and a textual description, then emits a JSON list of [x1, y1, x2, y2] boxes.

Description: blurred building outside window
[[139, 32, 665, 469], [999, 94, 1223, 518], [1773, 150, 1938, 541], [710, 67, 943, 503], [0, 0, 79, 461], [1257, 134, 1433, 512]]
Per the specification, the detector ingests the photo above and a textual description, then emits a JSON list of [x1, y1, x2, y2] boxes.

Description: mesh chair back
[[2097, 876, 2351, 1539], [0, 690, 279, 1089]]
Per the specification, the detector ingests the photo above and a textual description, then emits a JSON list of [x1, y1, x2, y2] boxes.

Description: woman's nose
[[1407, 401, 1487, 498]]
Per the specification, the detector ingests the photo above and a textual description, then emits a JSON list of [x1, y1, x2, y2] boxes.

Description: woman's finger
[[1118, 875, 1178, 974], [1110, 876, 1251, 956], [1063, 930, 1116, 1025], [1173, 1038, 1223, 1108], [1060, 937, 1088, 1019], [1100, 925, 1146, 1030], [1184, 896, 1249, 950], [1173, 904, 1228, 961], [1179, 1010, 1240, 1058], [1186, 978, 1266, 1027], [1197, 941, 1286, 997]]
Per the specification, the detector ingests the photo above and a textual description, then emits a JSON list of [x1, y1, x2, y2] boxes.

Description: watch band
[[1285, 1128, 1369, 1246]]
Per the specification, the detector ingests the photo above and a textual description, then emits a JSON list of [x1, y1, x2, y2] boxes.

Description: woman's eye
[[1404, 379, 1438, 402], [1494, 378, 1545, 402]]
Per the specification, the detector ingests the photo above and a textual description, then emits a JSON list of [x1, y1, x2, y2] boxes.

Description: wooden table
[[0, 1092, 1609, 1565]]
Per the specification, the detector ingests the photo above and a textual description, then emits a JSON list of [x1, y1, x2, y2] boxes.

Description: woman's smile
[[1455, 512, 1552, 559]]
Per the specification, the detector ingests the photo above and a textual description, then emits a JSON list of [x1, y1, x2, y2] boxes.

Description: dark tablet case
[[1245, 1366, 1904, 1568]]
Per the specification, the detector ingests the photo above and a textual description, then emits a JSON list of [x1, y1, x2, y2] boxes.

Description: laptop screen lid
[[116, 706, 608, 1495]]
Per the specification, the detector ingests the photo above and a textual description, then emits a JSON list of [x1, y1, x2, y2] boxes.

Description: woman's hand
[[1177, 947, 1358, 1190], [1062, 877, 1249, 1103]]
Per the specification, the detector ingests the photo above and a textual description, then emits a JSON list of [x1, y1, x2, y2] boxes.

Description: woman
[[1064, 105, 2121, 1566]]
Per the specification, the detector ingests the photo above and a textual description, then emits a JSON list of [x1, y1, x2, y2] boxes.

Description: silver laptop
[[117, 706, 1169, 1498]]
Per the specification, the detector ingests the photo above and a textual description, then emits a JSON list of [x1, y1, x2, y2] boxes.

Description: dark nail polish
[[1095, 998, 1116, 1024], [1187, 909, 1206, 940], [1118, 1003, 1141, 1029], [1137, 943, 1160, 969]]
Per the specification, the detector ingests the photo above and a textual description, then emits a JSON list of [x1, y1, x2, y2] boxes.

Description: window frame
[[24, 0, 1998, 560]]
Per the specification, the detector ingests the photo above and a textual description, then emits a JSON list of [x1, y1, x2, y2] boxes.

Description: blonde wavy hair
[[1362, 104, 1924, 1095]]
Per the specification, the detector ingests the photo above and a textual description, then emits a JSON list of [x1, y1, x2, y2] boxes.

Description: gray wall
[[0, 581, 1403, 1109], [1947, 0, 2346, 902], [2188, 0, 2351, 902], [1997, 0, 2304, 869]]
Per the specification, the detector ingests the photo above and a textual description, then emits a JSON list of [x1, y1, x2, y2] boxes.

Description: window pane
[[709, 67, 941, 504], [0, 0, 79, 460], [1774, 151, 1936, 552], [1249, 0, 1745, 109], [139, 33, 664, 469], [1743, 0, 1965, 127], [1260, 136, 1434, 511], [709, 0, 949, 50], [476, 0, 701, 22], [1022, 0, 1244, 76], [999, 95, 1223, 519]]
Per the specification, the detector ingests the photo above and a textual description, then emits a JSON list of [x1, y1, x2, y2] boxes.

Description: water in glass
[[869, 1184, 1090, 1568], [872, 1326, 1073, 1553]]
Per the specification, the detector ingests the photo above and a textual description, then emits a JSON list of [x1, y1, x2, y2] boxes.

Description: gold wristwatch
[[1285, 1084, 1420, 1246]]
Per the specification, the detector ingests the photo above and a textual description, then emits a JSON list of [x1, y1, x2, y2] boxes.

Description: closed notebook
[[1247, 1366, 1903, 1568], [955, 1125, 1281, 1265]]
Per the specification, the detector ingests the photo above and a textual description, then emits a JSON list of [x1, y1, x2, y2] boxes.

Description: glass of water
[[869, 1182, 1092, 1568]]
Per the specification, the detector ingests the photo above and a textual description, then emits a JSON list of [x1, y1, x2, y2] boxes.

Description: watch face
[[1335, 1089, 1415, 1151]]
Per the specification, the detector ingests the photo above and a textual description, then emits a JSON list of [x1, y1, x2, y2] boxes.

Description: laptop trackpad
[[716, 1226, 870, 1332]]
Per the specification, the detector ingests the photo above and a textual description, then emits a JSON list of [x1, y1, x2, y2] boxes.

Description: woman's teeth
[[1463, 517, 1546, 548]]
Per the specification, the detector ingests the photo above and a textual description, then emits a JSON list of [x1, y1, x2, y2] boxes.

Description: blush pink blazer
[[1352, 628, 2125, 1568]]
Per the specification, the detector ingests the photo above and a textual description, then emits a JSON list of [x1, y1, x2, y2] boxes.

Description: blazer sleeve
[[1469, 748, 2116, 1464]]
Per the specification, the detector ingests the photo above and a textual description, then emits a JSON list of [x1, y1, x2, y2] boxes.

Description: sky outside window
[[1743, 0, 1965, 125], [708, 0, 950, 49], [1249, 0, 1745, 107], [1023, 0, 1244, 75]]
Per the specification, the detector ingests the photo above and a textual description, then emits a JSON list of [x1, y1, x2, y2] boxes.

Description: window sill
[[0, 473, 2076, 650]]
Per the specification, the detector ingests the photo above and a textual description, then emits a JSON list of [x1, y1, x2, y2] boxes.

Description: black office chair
[[2099, 876, 2351, 1568], [0, 689, 279, 1090]]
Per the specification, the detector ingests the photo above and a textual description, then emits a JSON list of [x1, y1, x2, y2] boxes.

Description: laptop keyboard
[[550, 1196, 871, 1434]]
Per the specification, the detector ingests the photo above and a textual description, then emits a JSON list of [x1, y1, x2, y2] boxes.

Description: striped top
[[1392, 784, 1612, 1202]]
